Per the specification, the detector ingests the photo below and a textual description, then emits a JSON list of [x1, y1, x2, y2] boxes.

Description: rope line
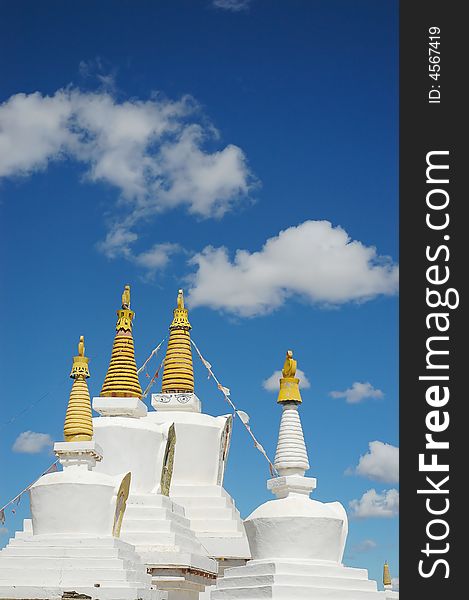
[[137, 339, 165, 375], [191, 338, 279, 477], [0, 377, 69, 432], [0, 350, 102, 432], [142, 356, 166, 399], [0, 460, 59, 522]]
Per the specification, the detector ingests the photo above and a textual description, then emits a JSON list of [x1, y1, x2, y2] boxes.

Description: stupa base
[[121, 493, 216, 565], [0, 535, 164, 600], [0, 584, 163, 600], [211, 559, 387, 600], [119, 492, 217, 597], [170, 484, 251, 561]]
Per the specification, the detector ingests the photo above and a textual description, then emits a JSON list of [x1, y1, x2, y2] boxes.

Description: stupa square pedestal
[[0, 531, 165, 600], [267, 475, 317, 498], [152, 392, 201, 414], [93, 396, 148, 418], [212, 559, 383, 600]]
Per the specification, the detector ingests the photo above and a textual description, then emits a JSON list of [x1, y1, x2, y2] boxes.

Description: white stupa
[[212, 350, 388, 600], [0, 292, 397, 600], [91, 287, 218, 598], [0, 337, 162, 600], [148, 291, 250, 569]]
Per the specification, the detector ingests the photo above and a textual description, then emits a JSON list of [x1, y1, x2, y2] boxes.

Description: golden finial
[[122, 284, 131, 309], [161, 289, 194, 393], [100, 285, 142, 398], [78, 335, 85, 357], [64, 336, 93, 442], [383, 561, 392, 588], [282, 349, 297, 378], [277, 349, 302, 404], [177, 289, 184, 309]]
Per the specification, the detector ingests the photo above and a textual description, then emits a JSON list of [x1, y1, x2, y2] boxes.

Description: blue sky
[[0, 0, 398, 587]]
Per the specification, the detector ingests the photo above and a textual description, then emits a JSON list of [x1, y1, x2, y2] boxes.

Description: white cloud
[[132, 242, 181, 278], [156, 125, 251, 218], [263, 368, 311, 391], [213, 0, 251, 11], [98, 227, 138, 259], [330, 381, 384, 404], [392, 577, 399, 591], [97, 230, 181, 277], [12, 431, 53, 454], [0, 88, 254, 255], [348, 441, 399, 483], [187, 221, 398, 317], [350, 539, 377, 553], [0, 91, 73, 177], [349, 488, 399, 518]]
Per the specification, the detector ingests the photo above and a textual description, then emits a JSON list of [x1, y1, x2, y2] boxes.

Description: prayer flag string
[[191, 338, 279, 477], [137, 339, 165, 375], [142, 357, 166, 399], [0, 460, 60, 524]]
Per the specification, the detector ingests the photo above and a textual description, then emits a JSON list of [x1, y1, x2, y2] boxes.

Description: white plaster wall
[[147, 412, 227, 486], [30, 471, 116, 536], [93, 416, 169, 494], [244, 497, 347, 563]]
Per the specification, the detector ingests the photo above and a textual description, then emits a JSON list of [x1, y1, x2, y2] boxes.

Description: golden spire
[[100, 285, 143, 399], [383, 561, 392, 588], [277, 349, 302, 404], [161, 289, 194, 393], [64, 336, 93, 442]]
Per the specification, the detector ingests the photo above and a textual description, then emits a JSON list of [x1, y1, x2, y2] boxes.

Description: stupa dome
[[245, 495, 348, 563]]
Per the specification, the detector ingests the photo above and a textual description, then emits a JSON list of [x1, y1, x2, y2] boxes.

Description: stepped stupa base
[[211, 559, 384, 600], [0, 535, 165, 600], [120, 492, 217, 597], [170, 484, 251, 560], [121, 493, 216, 566]]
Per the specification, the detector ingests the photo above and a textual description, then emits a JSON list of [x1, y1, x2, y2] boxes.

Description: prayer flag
[[254, 441, 265, 454]]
